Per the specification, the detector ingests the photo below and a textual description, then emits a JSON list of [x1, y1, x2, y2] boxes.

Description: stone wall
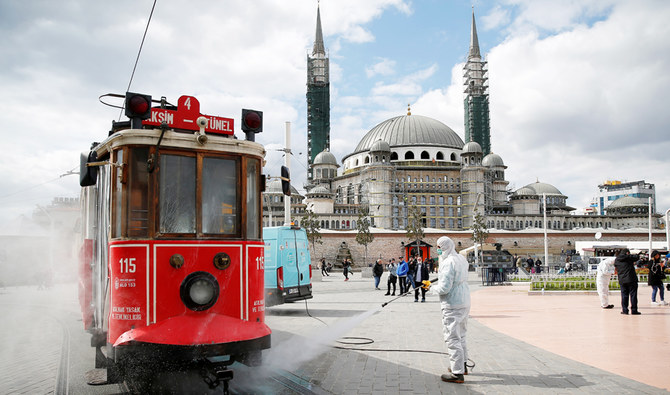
[[310, 229, 667, 268]]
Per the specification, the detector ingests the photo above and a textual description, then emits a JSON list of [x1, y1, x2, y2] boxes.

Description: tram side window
[[128, 148, 149, 237], [246, 158, 260, 239], [202, 157, 238, 234], [160, 155, 196, 233]]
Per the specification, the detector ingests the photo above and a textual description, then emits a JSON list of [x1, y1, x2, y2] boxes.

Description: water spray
[[381, 278, 438, 307]]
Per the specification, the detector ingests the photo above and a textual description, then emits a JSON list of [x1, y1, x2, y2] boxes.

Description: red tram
[[78, 93, 275, 391]]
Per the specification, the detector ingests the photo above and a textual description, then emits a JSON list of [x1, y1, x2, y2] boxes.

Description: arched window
[[450, 153, 456, 161], [436, 151, 444, 160], [421, 151, 429, 159], [390, 152, 398, 160], [365, 156, 370, 164], [404, 151, 414, 160]]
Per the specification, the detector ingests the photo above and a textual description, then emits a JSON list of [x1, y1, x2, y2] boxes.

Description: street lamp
[[473, 193, 483, 267]]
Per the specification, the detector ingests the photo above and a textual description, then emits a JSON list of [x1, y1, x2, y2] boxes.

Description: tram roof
[[94, 128, 266, 159]]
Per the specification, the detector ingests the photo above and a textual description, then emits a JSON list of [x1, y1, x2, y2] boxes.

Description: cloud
[[366, 58, 396, 78], [486, 0, 670, 210]]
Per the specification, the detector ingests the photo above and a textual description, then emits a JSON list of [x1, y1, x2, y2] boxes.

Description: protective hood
[[437, 236, 455, 255]]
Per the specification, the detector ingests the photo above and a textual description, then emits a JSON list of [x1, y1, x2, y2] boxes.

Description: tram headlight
[[180, 272, 219, 311], [213, 252, 231, 270], [169, 254, 184, 269]]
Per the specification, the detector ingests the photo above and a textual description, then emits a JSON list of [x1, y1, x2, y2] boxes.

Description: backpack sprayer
[[381, 278, 438, 307]]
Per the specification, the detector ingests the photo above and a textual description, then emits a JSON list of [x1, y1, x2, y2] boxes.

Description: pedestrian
[[385, 258, 398, 296], [596, 257, 615, 309], [614, 248, 641, 315], [535, 258, 542, 274], [407, 254, 418, 291], [648, 250, 667, 306], [343, 259, 350, 281], [526, 256, 535, 273], [397, 257, 409, 294], [434, 236, 471, 384], [414, 256, 429, 302], [373, 259, 384, 290], [320, 258, 329, 277], [515, 256, 523, 274]]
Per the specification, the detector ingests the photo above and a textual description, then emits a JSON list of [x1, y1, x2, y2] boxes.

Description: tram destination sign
[[142, 95, 234, 135]]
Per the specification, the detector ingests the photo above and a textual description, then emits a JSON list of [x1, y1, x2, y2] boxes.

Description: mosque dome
[[482, 152, 504, 167], [352, 114, 464, 154], [313, 149, 338, 166], [607, 196, 648, 209], [462, 141, 482, 154], [520, 181, 564, 196], [369, 139, 391, 152], [265, 178, 301, 196]]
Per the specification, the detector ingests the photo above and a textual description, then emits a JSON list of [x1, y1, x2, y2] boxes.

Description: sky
[[1, 0, 669, 229]]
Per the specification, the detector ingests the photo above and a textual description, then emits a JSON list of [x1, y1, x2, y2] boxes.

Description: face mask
[[437, 249, 442, 255]]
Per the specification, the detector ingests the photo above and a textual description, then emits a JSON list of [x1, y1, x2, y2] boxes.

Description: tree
[[405, 204, 425, 257], [302, 209, 322, 258], [471, 211, 489, 265], [355, 206, 374, 267]]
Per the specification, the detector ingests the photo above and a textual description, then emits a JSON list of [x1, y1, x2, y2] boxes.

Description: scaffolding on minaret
[[306, 3, 331, 182]]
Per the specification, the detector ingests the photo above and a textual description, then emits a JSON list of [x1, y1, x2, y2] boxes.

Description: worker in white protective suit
[[597, 257, 615, 309], [433, 236, 470, 384]]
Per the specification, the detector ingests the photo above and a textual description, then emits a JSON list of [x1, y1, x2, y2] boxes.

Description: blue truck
[[263, 225, 313, 307]]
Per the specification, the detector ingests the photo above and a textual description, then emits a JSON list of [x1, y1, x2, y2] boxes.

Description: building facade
[[262, 8, 663, 233]]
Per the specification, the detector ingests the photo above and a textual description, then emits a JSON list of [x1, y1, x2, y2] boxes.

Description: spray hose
[[381, 277, 438, 307]]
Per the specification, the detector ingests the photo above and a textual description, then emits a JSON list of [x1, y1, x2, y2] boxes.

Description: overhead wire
[[118, 0, 157, 121]]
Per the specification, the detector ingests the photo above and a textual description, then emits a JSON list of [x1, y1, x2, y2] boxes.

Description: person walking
[[396, 257, 409, 294], [648, 250, 667, 306], [596, 257, 615, 309], [373, 259, 384, 290], [407, 255, 418, 291], [320, 258, 329, 277], [414, 256, 429, 302], [535, 258, 542, 274], [343, 259, 350, 281], [385, 259, 398, 296], [614, 248, 641, 315], [434, 236, 471, 384]]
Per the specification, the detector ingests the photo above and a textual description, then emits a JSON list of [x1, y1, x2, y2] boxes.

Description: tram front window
[[202, 157, 237, 234], [159, 155, 196, 233]]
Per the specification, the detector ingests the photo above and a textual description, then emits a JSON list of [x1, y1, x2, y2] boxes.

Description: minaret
[[306, 3, 330, 182], [463, 9, 491, 155]]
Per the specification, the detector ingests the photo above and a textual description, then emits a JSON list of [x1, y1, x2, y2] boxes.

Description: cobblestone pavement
[[266, 271, 668, 394], [1, 272, 667, 394]]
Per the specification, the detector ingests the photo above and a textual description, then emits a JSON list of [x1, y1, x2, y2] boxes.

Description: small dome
[[482, 152, 504, 167], [514, 186, 536, 196], [265, 179, 301, 196], [462, 141, 482, 154], [607, 196, 648, 209], [369, 139, 391, 152], [313, 149, 338, 166], [307, 185, 331, 195]]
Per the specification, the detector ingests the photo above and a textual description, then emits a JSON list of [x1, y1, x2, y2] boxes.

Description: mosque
[[263, 6, 661, 232]]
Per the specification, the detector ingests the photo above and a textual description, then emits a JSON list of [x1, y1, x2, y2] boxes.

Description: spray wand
[[381, 278, 438, 307]]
